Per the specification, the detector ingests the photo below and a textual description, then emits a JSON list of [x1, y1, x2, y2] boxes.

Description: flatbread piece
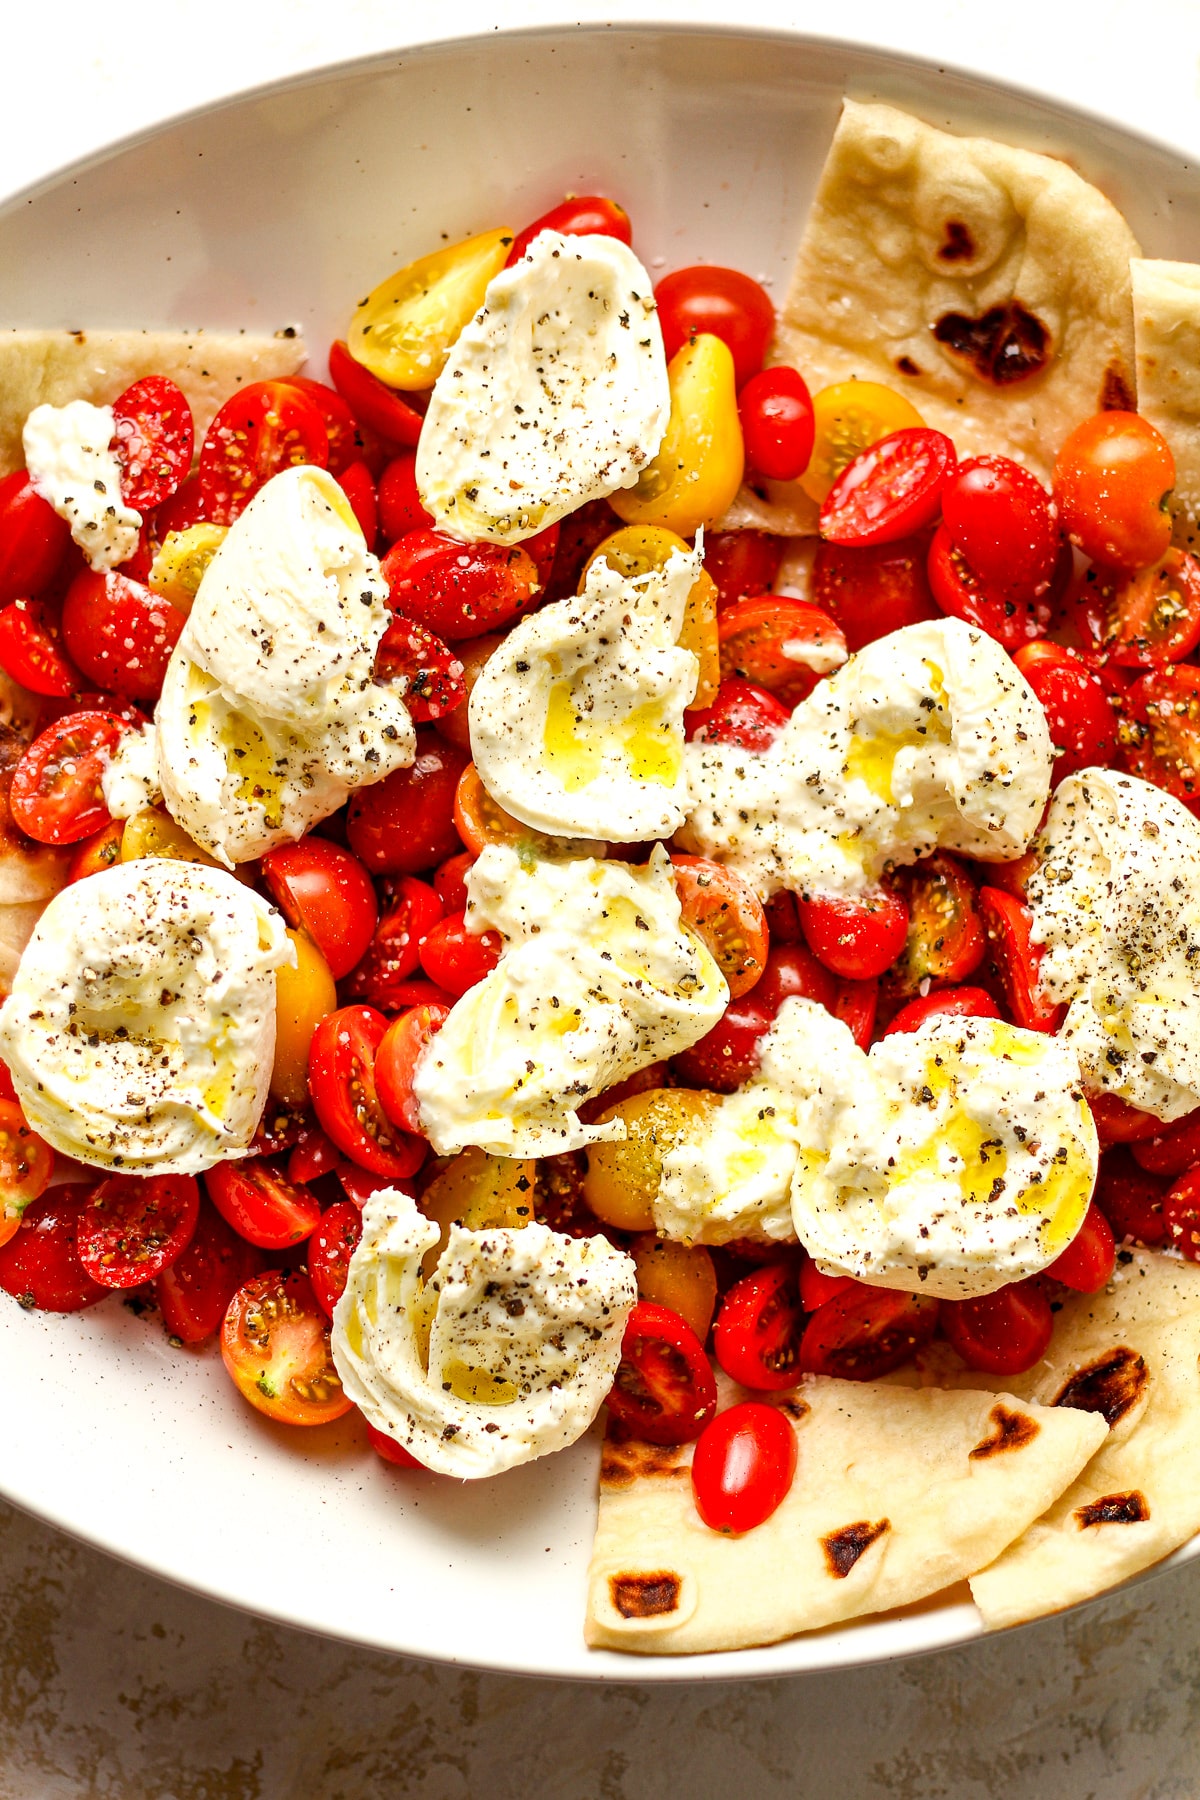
[[1131, 258, 1200, 549]]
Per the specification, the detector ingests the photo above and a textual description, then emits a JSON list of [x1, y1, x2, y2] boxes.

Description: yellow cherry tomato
[[800, 380, 925, 504], [629, 1233, 718, 1342], [120, 806, 221, 868], [582, 524, 720, 709], [582, 1088, 720, 1231], [347, 227, 514, 391], [272, 927, 337, 1108], [148, 523, 228, 608], [417, 1146, 536, 1275], [611, 334, 744, 539]]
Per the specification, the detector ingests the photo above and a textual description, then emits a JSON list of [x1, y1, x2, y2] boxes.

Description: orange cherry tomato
[[66, 817, 124, 883], [885, 852, 984, 999], [221, 1268, 353, 1426], [270, 928, 337, 1109], [1053, 411, 1175, 572], [0, 1099, 54, 1249], [670, 853, 767, 998], [1104, 550, 1200, 668]]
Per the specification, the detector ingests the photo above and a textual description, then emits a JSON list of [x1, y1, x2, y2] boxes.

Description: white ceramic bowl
[[0, 24, 1197, 1681]]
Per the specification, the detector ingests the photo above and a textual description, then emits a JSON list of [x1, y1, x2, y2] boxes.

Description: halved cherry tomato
[[0, 596, 83, 696], [66, 818, 123, 883], [286, 1122, 341, 1187], [9, 709, 126, 844], [883, 985, 1002, 1036], [927, 521, 1046, 650], [1094, 1146, 1168, 1246], [75, 1173, 199, 1289], [799, 1286, 938, 1379], [451, 760, 573, 860], [1124, 664, 1200, 811], [432, 851, 473, 916], [820, 428, 956, 548], [1012, 640, 1117, 781], [418, 910, 502, 996], [940, 1280, 1053, 1375], [270, 928, 338, 1109], [685, 676, 791, 751], [336, 460, 377, 546], [801, 381, 924, 506], [307, 1200, 363, 1319], [1053, 411, 1174, 573], [374, 614, 465, 722], [197, 380, 328, 523], [738, 366, 815, 483], [671, 854, 767, 998], [810, 533, 939, 653], [941, 455, 1059, 600], [713, 1261, 805, 1390], [0, 471, 70, 603], [377, 450, 433, 543], [366, 1421, 425, 1468], [0, 1185, 107, 1312], [221, 1268, 352, 1426], [1104, 549, 1200, 669], [308, 1005, 427, 1179], [1047, 1203, 1116, 1292], [344, 875, 444, 1011], [654, 267, 774, 389], [61, 569, 184, 701], [971, 848, 1040, 902], [628, 1234, 717, 1343], [702, 531, 784, 610], [345, 729, 470, 874], [832, 977, 878, 1049], [977, 886, 1062, 1032], [1087, 1092, 1162, 1146], [374, 1002, 451, 1136], [798, 886, 910, 982], [673, 941, 837, 1091], [155, 1198, 262, 1344], [327, 340, 424, 447], [260, 838, 378, 982], [0, 1100, 54, 1247], [1131, 1108, 1200, 1177], [798, 1259, 855, 1313], [110, 376, 194, 511], [285, 376, 361, 475], [381, 530, 540, 641], [691, 1400, 798, 1534], [432, 634, 504, 752], [885, 853, 984, 998], [347, 228, 513, 391], [611, 334, 744, 538], [717, 596, 846, 706], [604, 1299, 717, 1445], [1164, 1167, 1200, 1261], [506, 194, 632, 267], [205, 1158, 323, 1251]]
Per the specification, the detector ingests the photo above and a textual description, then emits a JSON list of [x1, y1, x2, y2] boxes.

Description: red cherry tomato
[[820, 429, 956, 548], [204, 1158, 324, 1250], [0, 1185, 107, 1312], [9, 709, 126, 844], [654, 267, 774, 389], [418, 910, 502, 996], [977, 886, 1063, 1032], [1087, 1092, 1162, 1146], [1124, 664, 1200, 811], [307, 1199, 364, 1319], [374, 614, 466, 722], [74, 1173, 199, 1289], [374, 1002, 451, 1135], [690, 1400, 798, 1534], [797, 886, 910, 982], [604, 1300, 717, 1445], [335, 460, 377, 547], [377, 451, 434, 544], [0, 1099, 54, 1229], [1053, 411, 1174, 573], [940, 1280, 1053, 1375], [260, 838, 378, 982], [1047, 1202, 1116, 1293], [811, 533, 939, 653], [672, 942, 836, 1091], [1165, 1166, 1200, 1261], [798, 1259, 855, 1313], [221, 1267, 352, 1426], [883, 985, 1003, 1036], [799, 1286, 938, 1379], [285, 376, 361, 475], [885, 853, 984, 999], [671, 854, 768, 999], [702, 530, 783, 610], [61, 569, 183, 701], [713, 1260, 805, 1390], [1102, 550, 1200, 669], [928, 521, 1046, 651], [738, 367, 815, 482], [1132, 1108, 1200, 1178], [1093, 1146, 1168, 1247], [433, 851, 474, 916], [831, 976, 878, 1049], [941, 455, 1059, 600], [0, 596, 83, 696], [154, 1198, 263, 1344], [1012, 640, 1118, 781], [286, 1122, 341, 1186], [344, 874, 444, 1011], [381, 530, 540, 642], [366, 1421, 426, 1468], [197, 380, 329, 523], [717, 596, 847, 706], [345, 729, 469, 874], [685, 676, 790, 751], [0, 471, 71, 604], [327, 340, 424, 447], [308, 1004, 426, 1178], [506, 194, 632, 267], [110, 376, 194, 511]]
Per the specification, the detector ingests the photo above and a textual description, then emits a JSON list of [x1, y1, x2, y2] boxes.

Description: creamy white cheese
[[680, 617, 1052, 899], [101, 721, 163, 821], [155, 465, 414, 866], [22, 400, 141, 571], [416, 230, 670, 544], [412, 843, 728, 1157], [332, 1189, 637, 1478], [469, 542, 700, 841], [0, 859, 293, 1173], [1028, 768, 1200, 1120]]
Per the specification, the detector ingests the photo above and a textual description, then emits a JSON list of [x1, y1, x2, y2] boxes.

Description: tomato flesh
[[0, 1099, 54, 1234], [799, 1286, 938, 1379], [308, 1004, 427, 1178], [221, 1268, 352, 1425], [605, 1299, 717, 1445], [940, 1280, 1053, 1375], [1124, 664, 1200, 812], [155, 1199, 262, 1344], [671, 854, 768, 998], [819, 428, 955, 548], [197, 380, 328, 523], [672, 942, 836, 1091], [74, 1172, 199, 1288], [690, 1400, 798, 1534], [0, 1185, 107, 1312], [260, 838, 378, 981], [977, 886, 1062, 1032], [307, 1199, 364, 1319], [1105, 550, 1200, 668], [928, 521, 1046, 651], [885, 852, 984, 999], [0, 595, 83, 697], [713, 1261, 805, 1391], [111, 376, 194, 511], [374, 1002, 451, 1135], [717, 596, 846, 706], [375, 614, 466, 722], [9, 709, 127, 845]]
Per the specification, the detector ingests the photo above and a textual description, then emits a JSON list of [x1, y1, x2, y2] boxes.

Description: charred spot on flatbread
[[938, 221, 976, 263], [895, 355, 923, 377], [969, 1403, 1040, 1460], [1074, 1490, 1151, 1529], [609, 1572, 683, 1619], [775, 1397, 810, 1423], [599, 1438, 688, 1489], [1101, 363, 1137, 410], [822, 1519, 890, 1579], [931, 304, 1050, 386], [1054, 1346, 1148, 1428]]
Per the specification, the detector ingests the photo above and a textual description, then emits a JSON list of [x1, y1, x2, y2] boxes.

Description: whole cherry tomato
[[940, 1280, 1053, 1375], [685, 676, 791, 751], [977, 886, 1063, 1032], [307, 1200, 364, 1319], [799, 1286, 938, 1379], [308, 1005, 427, 1179], [1047, 1203, 1116, 1292], [702, 530, 784, 609], [717, 596, 846, 706], [941, 454, 1059, 600], [738, 366, 815, 482], [1164, 1167, 1200, 1262], [197, 380, 329, 523], [713, 1261, 805, 1391], [1012, 640, 1117, 781], [1094, 1146, 1168, 1247], [690, 1400, 798, 1534], [0, 470, 71, 604], [155, 1198, 263, 1344], [260, 838, 378, 981], [345, 729, 470, 874], [366, 1421, 426, 1468], [327, 340, 425, 447], [811, 533, 939, 653], [204, 1158, 324, 1250], [1124, 664, 1200, 812], [75, 1173, 199, 1288], [61, 569, 184, 701], [819, 428, 956, 547], [884, 853, 983, 999], [374, 615, 465, 722], [377, 451, 434, 543], [797, 886, 910, 982], [604, 1300, 717, 1445], [654, 266, 774, 389], [418, 910, 502, 996], [506, 194, 632, 266], [882, 986, 1002, 1036], [671, 854, 768, 999], [0, 1185, 107, 1312], [9, 709, 127, 844], [374, 1002, 451, 1135], [344, 875, 444, 1011], [1053, 411, 1174, 572], [0, 595, 83, 696], [221, 1268, 352, 1426], [110, 376, 194, 511], [381, 529, 540, 640]]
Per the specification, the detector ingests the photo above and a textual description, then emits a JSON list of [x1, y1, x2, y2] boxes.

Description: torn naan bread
[[1131, 259, 1200, 549], [585, 1376, 1106, 1654], [776, 101, 1140, 486], [0, 329, 307, 479]]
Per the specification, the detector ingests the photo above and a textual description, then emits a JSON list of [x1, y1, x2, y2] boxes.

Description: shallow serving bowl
[[0, 23, 1197, 1680]]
